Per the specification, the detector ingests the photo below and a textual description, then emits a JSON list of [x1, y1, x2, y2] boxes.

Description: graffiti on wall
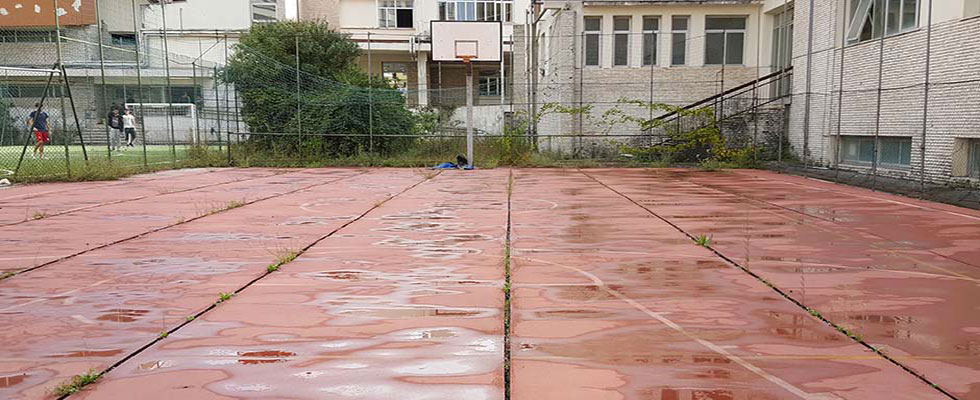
[[0, 0, 96, 27]]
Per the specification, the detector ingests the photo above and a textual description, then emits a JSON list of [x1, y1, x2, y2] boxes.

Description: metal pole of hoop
[[462, 55, 474, 168]]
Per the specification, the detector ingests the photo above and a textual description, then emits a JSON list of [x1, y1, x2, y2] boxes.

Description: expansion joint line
[[578, 169, 958, 400], [504, 169, 514, 400], [59, 170, 440, 400], [2, 169, 360, 282]]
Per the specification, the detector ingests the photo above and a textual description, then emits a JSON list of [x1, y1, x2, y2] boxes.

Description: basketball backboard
[[430, 21, 502, 62]]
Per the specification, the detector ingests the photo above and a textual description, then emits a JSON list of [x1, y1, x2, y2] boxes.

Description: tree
[[223, 20, 415, 156]]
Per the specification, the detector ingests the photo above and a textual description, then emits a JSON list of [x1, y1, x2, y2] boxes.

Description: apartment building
[[299, 0, 531, 132], [0, 0, 284, 143], [514, 0, 781, 152], [791, 0, 980, 183]]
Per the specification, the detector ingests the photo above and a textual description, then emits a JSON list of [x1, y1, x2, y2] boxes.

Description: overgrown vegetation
[[223, 21, 415, 158], [218, 292, 234, 303], [50, 370, 100, 396]]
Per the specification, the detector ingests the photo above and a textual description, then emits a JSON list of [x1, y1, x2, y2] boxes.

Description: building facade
[[299, 0, 531, 133], [789, 0, 980, 183], [0, 0, 285, 144]]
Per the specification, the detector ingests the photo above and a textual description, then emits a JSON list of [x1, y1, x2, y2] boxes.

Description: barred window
[[671, 16, 688, 66], [584, 17, 601, 66]]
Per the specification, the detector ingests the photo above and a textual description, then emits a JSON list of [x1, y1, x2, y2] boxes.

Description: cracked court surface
[[0, 167, 977, 399]]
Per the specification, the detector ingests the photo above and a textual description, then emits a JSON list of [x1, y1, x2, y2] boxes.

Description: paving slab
[[0, 169, 425, 399], [0, 168, 349, 274], [585, 168, 980, 399], [72, 170, 510, 400], [0, 168, 282, 226], [511, 169, 944, 400]]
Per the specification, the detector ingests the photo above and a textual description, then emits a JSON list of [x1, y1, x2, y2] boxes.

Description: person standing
[[122, 109, 137, 147], [107, 107, 123, 152], [27, 104, 50, 160]]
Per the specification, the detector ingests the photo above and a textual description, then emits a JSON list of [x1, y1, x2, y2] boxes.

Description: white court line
[[526, 256, 840, 400]]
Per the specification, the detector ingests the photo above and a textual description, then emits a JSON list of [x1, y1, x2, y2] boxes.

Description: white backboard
[[430, 21, 502, 62]]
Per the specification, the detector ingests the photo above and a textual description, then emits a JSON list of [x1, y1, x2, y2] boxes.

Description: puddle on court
[[96, 308, 150, 323], [337, 308, 485, 319], [375, 221, 465, 233], [87, 257, 245, 276], [237, 350, 296, 365], [48, 348, 124, 358], [173, 232, 286, 241], [0, 374, 26, 388], [138, 360, 175, 371]]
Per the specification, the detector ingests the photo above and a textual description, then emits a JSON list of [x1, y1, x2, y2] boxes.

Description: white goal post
[[125, 103, 201, 145]]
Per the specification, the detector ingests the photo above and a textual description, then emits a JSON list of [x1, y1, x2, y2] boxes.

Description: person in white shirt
[[122, 109, 137, 147]]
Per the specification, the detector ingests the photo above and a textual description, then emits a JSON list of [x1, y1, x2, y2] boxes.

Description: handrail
[[654, 66, 793, 122]]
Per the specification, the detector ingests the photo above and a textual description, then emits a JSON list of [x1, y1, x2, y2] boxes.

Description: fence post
[[919, 0, 934, 197], [224, 34, 232, 150], [871, 0, 891, 191], [93, 0, 113, 161], [802, 0, 815, 169], [367, 32, 374, 153], [161, 0, 177, 164], [132, 0, 148, 167], [834, 25, 847, 184], [295, 35, 303, 157], [214, 65, 223, 152]]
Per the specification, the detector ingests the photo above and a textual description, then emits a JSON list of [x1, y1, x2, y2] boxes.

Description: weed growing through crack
[[413, 168, 439, 180], [218, 292, 234, 303], [158, 331, 169, 339], [693, 234, 712, 247], [0, 271, 14, 281], [186, 316, 195, 322], [51, 370, 100, 396], [32, 210, 47, 220], [267, 264, 280, 273]]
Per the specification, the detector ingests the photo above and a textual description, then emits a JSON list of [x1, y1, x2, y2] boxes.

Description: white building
[[299, 0, 531, 133]]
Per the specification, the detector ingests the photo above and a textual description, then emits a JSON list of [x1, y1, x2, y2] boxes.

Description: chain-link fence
[[1, 0, 977, 209]]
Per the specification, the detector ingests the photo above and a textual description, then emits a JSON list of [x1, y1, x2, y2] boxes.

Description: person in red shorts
[[28, 103, 51, 160]]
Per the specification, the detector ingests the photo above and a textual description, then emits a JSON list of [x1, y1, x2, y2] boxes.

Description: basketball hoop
[[456, 55, 476, 64]]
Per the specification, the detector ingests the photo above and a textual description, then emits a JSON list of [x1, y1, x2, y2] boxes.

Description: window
[[584, 17, 601, 66], [613, 17, 630, 66], [847, 0, 918, 44], [438, 1, 513, 22], [382, 63, 409, 92], [380, 0, 413, 28], [841, 136, 911, 167], [705, 16, 746, 65], [969, 139, 980, 179], [479, 70, 500, 96], [251, 0, 278, 24], [671, 16, 688, 66], [771, 6, 794, 96], [111, 33, 137, 47], [0, 30, 56, 43], [642, 17, 659, 66]]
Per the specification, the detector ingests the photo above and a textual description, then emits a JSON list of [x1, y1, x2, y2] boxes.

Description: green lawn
[[0, 144, 201, 180]]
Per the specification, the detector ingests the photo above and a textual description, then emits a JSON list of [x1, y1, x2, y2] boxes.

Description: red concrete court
[[0, 168, 976, 399]]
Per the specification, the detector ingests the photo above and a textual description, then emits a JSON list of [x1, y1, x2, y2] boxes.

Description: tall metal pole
[[214, 65, 223, 151], [161, 0, 177, 163], [295, 35, 302, 151], [367, 32, 373, 152], [54, 0, 71, 176], [500, 28, 505, 136], [834, 20, 847, 184], [919, 0, 934, 197], [802, 0, 815, 169], [224, 34, 232, 145], [192, 61, 200, 144], [753, 6, 762, 162], [133, 0, 148, 166], [466, 61, 474, 167], [871, 0, 891, 191], [94, 0, 113, 159]]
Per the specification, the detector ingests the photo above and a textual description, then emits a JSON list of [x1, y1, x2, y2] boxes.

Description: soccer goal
[[125, 103, 201, 145]]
